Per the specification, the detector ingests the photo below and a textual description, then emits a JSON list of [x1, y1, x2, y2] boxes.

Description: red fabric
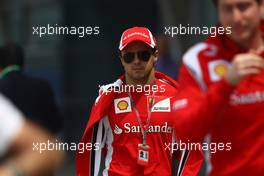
[[174, 66, 235, 143], [76, 72, 203, 176], [119, 27, 156, 50], [177, 21, 264, 175], [76, 85, 117, 176]]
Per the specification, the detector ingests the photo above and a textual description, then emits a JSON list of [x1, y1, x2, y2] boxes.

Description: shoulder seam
[[182, 42, 208, 91]]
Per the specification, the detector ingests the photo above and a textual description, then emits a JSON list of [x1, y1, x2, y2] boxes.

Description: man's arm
[[0, 121, 65, 176], [174, 53, 264, 143], [0, 95, 65, 176]]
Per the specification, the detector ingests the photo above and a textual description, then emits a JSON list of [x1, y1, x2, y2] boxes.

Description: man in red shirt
[[76, 27, 203, 176], [175, 0, 264, 175]]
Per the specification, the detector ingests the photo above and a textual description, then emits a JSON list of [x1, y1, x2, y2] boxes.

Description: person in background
[[0, 93, 64, 176], [0, 43, 63, 134], [175, 0, 264, 175]]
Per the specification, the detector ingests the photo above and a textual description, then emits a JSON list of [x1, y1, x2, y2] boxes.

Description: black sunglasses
[[122, 50, 152, 64]]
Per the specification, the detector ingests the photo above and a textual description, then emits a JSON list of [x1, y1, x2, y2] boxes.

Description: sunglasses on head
[[121, 50, 152, 64]]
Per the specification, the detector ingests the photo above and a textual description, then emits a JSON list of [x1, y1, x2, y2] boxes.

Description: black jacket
[[0, 71, 62, 134]]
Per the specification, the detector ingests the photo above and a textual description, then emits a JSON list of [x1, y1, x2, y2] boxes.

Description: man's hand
[[0, 121, 65, 176], [225, 52, 264, 86]]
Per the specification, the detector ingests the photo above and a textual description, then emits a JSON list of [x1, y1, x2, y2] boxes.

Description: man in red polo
[[175, 0, 264, 175], [76, 27, 203, 176]]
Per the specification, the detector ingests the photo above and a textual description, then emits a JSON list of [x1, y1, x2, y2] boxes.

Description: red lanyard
[[128, 91, 155, 147]]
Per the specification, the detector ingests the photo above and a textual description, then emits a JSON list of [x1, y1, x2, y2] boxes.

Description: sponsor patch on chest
[[150, 97, 171, 112], [114, 97, 132, 114], [208, 60, 230, 81]]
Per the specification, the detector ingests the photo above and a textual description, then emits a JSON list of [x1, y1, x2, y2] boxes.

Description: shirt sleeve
[[173, 65, 235, 143], [0, 94, 24, 157]]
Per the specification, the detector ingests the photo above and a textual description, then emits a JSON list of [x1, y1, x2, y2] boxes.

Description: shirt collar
[[0, 65, 21, 79]]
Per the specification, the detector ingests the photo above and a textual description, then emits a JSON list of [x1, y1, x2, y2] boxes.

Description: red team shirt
[[175, 23, 264, 175], [76, 72, 203, 176], [104, 79, 176, 175]]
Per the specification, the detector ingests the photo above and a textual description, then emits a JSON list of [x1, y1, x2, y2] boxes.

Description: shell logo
[[117, 100, 128, 110], [214, 64, 228, 77]]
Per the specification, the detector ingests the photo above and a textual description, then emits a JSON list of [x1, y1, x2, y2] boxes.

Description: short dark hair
[[213, 0, 262, 6], [0, 43, 24, 69]]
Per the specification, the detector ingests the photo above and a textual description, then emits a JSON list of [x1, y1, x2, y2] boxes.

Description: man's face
[[120, 41, 157, 82], [218, 0, 262, 43]]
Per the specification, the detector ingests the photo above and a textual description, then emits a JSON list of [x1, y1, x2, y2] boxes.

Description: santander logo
[[230, 91, 264, 105], [113, 122, 172, 135]]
